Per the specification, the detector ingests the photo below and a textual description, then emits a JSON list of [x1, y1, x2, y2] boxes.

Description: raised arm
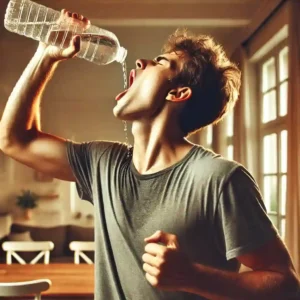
[[0, 10, 90, 181]]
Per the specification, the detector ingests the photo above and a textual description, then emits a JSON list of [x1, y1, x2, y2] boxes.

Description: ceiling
[[0, 0, 283, 54], [37, 0, 283, 54]]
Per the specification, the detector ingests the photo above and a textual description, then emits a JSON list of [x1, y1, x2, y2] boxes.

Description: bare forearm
[[183, 263, 299, 300], [0, 46, 57, 146]]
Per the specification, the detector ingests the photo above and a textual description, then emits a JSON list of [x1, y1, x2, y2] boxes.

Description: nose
[[135, 59, 147, 70]]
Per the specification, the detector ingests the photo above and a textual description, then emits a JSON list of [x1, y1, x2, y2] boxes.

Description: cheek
[[138, 77, 168, 100]]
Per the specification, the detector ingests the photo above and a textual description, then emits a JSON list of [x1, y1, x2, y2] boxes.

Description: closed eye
[[154, 56, 169, 65]]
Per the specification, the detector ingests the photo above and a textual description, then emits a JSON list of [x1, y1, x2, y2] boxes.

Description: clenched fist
[[142, 230, 193, 292]]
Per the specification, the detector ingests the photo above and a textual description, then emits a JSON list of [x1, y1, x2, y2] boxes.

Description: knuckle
[[161, 247, 171, 258], [158, 257, 165, 267], [161, 248, 167, 256], [155, 269, 161, 277]]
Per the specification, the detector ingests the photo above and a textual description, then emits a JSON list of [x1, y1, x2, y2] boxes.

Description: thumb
[[62, 35, 81, 58], [144, 230, 179, 249], [144, 230, 162, 243]]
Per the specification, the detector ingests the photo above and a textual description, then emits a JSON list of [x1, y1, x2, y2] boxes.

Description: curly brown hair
[[162, 29, 241, 137]]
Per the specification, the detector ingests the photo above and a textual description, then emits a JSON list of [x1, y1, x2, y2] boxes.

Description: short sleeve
[[214, 166, 278, 260], [66, 140, 114, 203]]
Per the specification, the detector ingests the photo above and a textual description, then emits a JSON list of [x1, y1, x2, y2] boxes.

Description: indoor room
[[0, 0, 299, 299]]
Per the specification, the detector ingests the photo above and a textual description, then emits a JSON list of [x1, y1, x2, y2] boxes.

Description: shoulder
[[66, 139, 131, 161], [189, 145, 242, 183]]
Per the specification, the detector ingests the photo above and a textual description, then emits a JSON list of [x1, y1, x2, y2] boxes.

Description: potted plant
[[16, 190, 39, 220]]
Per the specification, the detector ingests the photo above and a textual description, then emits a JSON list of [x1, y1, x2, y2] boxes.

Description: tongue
[[115, 89, 128, 101]]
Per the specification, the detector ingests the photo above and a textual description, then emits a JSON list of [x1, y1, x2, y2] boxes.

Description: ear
[[166, 87, 192, 102]]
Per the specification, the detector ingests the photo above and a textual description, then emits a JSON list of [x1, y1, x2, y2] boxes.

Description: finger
[[145, 243, 167, 257], [144, 230, 162, 243], [72, 12, 78, 19], [82, 17, 91, 25], [62, 35, 80, 58], [145, 272, 159, 287], [72, 35, 81, 52], [145, 231, 178, 249], [143, 263, 160, 277], [142, 253, 163, 267]]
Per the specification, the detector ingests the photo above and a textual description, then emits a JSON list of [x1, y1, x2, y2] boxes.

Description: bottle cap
[[115, 46, 127, 64]]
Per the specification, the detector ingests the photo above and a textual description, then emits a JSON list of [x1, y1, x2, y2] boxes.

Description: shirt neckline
[[130, 145, 198, 180]]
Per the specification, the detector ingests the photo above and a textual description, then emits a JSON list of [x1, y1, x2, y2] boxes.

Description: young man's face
[[113, 51, 187, 121]]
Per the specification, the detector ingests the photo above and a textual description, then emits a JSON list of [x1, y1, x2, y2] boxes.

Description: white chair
[[0, 279, 51, 300], [2, 241, 54, 265], [69, 241, 95, 264]]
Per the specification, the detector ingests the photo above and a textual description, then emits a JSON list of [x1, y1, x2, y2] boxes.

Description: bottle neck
[[116, 46, 127, 64]]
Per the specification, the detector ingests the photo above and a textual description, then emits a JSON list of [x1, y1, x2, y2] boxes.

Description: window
[[198, 124, 214, 149], [225, 110, 234, 160], [258, 43, 288, 239], [206, 125, 213, 149]]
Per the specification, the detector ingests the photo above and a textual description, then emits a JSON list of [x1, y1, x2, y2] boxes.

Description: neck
[[130, 118, 194, 175]]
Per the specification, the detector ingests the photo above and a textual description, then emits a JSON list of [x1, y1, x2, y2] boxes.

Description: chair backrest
[[69, 241, 95, 264], [0, 279, 51, 300], [2, 241, 54, 265]]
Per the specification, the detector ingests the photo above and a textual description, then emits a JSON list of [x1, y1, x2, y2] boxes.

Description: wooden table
[[0, 263, 94, 299]]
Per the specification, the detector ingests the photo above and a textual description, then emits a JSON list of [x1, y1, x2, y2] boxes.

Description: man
[[0, 10, 299, 300]]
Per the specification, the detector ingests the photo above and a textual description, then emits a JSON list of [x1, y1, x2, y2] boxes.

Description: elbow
[[0, 127, 35, 155], [0, 123, 12, 151], [0, 131, 12, 153], [0, 136, 16, 156]]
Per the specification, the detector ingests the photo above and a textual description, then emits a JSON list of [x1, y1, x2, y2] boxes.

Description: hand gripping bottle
[[4, 0, 127, 65]]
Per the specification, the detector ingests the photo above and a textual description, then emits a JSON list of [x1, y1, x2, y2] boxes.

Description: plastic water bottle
[[4, 0, 127, 65]]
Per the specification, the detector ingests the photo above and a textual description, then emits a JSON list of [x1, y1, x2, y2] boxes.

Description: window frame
[[256, 39, 288, 238]]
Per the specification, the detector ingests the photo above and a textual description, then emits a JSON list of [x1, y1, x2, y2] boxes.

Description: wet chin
[[113, 102, 133, 120], [113, 102, 150, 121], [113, 104, 124, 119]]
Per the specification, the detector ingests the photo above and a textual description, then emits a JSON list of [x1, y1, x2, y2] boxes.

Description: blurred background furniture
[[0, 223, 94, 263], [0, 279, 51, 300], [0, 264, 94, 299], [69, 241, 95, 264], [2, 241, 54, 264]]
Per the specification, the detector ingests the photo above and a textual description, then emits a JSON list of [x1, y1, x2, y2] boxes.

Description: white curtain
[[285, 0, 300, 274]]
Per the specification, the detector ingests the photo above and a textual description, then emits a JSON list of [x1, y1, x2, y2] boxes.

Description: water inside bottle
[[46, 31, 118, 64]]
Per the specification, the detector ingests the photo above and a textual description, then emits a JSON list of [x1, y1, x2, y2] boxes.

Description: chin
[[113, 104, 133, 121]]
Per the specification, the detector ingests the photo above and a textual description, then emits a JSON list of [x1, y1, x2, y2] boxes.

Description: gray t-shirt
[[66, 141, 278, 300]]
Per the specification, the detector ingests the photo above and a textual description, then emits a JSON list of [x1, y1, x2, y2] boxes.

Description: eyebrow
[[154, 55, 176, 70]]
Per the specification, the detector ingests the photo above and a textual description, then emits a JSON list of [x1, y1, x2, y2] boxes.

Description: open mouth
[[115, 69, 136, 101], [129, 69, 135, 87]]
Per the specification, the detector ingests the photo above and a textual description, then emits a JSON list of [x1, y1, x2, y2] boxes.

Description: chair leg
[[7, 251, 12, 264], [75, 251, 80, 264], [45, 250, 50, 264], [35, 293, 41, 300]]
